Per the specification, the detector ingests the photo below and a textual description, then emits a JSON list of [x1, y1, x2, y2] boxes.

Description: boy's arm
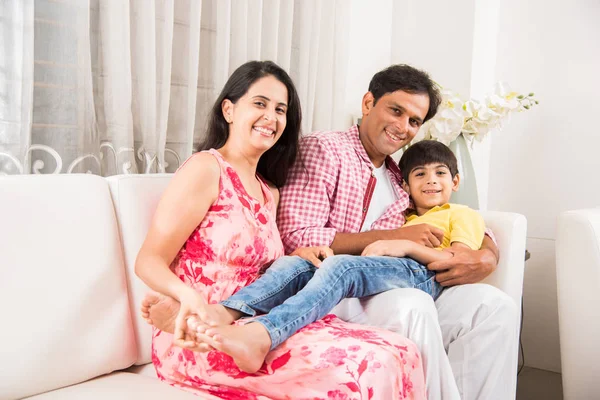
[[406, 241, 476, 265], [332, 224, 445, 255], [448, 207, 487, 251], [362, 239, 454, 265], [428, 207, 497, 286]]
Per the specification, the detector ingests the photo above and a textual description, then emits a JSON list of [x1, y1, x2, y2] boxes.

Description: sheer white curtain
[[0, 0, 350, 176], [1, 0, 34, 174]]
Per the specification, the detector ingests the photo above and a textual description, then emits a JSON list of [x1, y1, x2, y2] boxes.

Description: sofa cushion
[[107, 174, 173, 365], [24, 372, 208, 399], [0, 175, 137, 400], [125, 362, 158, 378]]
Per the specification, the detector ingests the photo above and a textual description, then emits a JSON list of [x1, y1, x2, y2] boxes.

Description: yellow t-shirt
[[404, 203, 485, 250]]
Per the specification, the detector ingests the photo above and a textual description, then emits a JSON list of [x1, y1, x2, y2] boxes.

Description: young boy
[[193, 140, 486, 373]]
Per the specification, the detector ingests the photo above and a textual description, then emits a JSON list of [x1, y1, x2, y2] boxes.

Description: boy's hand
[[362, 240, 413, 257], [291, 246, 334, 267], [390, 224, 444, 248]]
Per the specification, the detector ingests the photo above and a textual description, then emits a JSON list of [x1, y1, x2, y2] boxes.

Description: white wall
[[389, 0, 498, 209], [489, 0, 600, 372], [390, 0, 477, 97], [342, 0, 393, 127]]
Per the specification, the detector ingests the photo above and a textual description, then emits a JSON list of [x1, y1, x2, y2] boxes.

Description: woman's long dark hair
[[197, 61, 302, 188]]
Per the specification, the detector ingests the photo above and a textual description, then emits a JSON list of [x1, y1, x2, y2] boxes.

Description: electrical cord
[[517, 250, 530, 376], [517, 297, 525, 375]]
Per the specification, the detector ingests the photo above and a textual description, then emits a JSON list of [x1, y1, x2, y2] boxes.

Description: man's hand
[[290, 246, 334, 267], [428, 246, 497, 287], [391, 224, 444, 248]]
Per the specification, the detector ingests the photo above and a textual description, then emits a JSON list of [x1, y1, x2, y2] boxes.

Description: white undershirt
[[360, 164, 399, 232]]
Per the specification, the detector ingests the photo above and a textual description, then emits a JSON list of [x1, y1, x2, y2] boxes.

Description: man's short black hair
[[399, 140, 459, 184], [368, 64, 442, 122]]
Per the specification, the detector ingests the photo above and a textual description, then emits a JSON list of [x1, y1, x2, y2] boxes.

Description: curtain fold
[[95, 0, 136, 174], [0, 0, 34, 174], [0, 0, 350, 176]]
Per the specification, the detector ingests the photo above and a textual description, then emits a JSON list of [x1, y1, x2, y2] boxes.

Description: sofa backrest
[[106, 175, 528, 342], [0, 175, 137, 400], [556, 208, 600, 399], [107, 174, 173, 366]]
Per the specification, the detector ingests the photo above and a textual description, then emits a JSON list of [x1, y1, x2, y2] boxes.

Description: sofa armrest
[[106, 174, 174, 366], [479, 211, 527, 307], [556, 208, 600, 399]]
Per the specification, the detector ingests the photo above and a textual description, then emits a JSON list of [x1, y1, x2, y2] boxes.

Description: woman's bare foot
[[173, 316, 213, 352], [198, 323, 272, 373], [142, 292, 243, 332], [141, 292, 179, 333], [201, 303, 242, 327]]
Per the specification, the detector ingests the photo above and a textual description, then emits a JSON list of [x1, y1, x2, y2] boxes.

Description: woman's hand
[[290, 246, 334, 267], [173, 287, 209, 350], [362, 239, 413, 258]]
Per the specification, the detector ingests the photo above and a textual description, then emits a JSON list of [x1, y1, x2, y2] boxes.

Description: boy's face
[[402, 163, 460, 215]]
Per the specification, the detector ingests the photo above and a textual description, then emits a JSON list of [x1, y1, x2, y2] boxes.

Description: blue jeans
[[220, 255, 443, 349]]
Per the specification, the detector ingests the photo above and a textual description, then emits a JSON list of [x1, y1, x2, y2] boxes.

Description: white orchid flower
[[413, 81, 537, 148], [417, 90, 466, 145]]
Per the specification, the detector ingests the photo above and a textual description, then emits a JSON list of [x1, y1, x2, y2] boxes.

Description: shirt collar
[[406, 203, 451, 220], [346, 125, 402, 183], [346, 124, 405, 183], [346, 124, 372, 164], [385, 157, 403, 183]]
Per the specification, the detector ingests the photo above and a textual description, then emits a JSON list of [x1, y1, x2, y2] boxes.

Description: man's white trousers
[[332, 283, 520, 400]]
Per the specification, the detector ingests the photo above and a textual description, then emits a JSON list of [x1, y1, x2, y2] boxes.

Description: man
[[277, 64, 519, 399]]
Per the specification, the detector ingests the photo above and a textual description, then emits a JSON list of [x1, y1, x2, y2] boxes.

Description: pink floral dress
[[152, 149, 426, 399]]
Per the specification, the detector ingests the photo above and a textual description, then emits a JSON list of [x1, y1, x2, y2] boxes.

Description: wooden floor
[[517, 367, 563, 400]]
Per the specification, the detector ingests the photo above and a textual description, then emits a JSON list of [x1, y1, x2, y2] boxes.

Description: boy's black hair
[[399, 140, 459, 183]]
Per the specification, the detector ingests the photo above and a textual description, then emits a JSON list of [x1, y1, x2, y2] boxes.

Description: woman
[[135, 60, 426, 399]]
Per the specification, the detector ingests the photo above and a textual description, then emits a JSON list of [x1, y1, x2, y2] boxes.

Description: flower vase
[[448, 133, 480, 209]]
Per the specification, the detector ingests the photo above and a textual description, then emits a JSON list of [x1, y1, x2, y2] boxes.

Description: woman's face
[[223, 75, 288, 153]]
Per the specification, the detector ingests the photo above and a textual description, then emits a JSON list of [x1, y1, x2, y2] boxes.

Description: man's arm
[[427, 206, 497, 286], [482, 233, 500, 261], [277, 136, 338, 253]]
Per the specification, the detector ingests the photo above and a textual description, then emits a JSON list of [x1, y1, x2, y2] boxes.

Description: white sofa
[[0, 174, 527, 400], [556, 208, 600, 400]]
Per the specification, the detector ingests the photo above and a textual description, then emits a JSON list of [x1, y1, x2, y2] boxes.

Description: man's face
[[359, 90, 429, 167]]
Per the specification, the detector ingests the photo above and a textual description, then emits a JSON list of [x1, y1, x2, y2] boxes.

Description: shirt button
[[363, 207, 367, 212]]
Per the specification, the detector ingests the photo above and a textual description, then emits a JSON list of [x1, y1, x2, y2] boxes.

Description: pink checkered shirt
[[277, 125, 410, 254]]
